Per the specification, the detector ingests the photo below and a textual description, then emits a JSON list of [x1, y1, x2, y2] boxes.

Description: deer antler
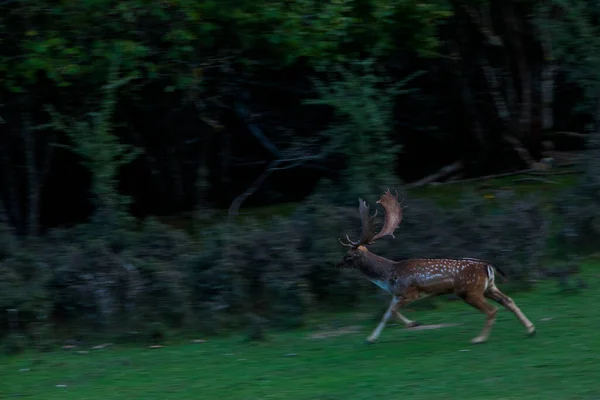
[[372, 189, 403, 242], [339, 199, 378, 247], [339, 189, 404, 248]]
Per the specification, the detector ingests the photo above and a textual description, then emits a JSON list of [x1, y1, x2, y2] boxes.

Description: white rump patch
[[485, 265, 495, 291]]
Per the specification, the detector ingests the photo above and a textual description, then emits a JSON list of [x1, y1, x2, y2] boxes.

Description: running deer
[[337, 189, 536, 344]]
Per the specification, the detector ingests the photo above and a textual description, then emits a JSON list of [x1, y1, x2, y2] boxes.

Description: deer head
[[336, 189, 404, 269]]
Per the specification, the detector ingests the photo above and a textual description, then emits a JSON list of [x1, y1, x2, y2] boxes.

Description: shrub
[[0, 250, 52, 338], [3, 333, 28, 355], [310, 186, 550, 290], [183, 227, 235, 334], [227, 217, 312, 329], [126, 217, 194, 330], [293, 191, 371, 309], [554, 135, 600, 253], [43, 219, 193, 338], [47, 238, 131, 331], [0, 222, 18, 261], [131, 217, 193, 263], [374, 189, 550, 287], [0, 179, 562, 343]]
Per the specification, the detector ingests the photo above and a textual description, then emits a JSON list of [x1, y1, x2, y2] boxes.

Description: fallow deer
[[337, 189, 536, 344]]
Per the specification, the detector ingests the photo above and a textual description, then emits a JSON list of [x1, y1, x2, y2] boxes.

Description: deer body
[[337, 191, 536, 344]]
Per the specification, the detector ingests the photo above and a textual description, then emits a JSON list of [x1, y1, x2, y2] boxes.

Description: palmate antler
[[339, 189, 404, 248]]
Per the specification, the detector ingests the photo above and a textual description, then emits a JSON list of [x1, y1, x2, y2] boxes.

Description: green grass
[[2, 262, 599, 400], [408, 171, 579, 208]]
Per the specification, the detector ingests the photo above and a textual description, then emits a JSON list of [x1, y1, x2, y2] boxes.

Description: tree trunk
[[220, 130, 231, 204], [1, 150, 22, 233], [537, 6, 556, 134], [504, 1, 533, 141], [450, 27, 487, 167], [22, 111, 40, 237], [168, 147, 184, 210]]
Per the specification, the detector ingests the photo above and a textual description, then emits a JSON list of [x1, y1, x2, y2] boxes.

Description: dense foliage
[[2, 0, 599, 232]]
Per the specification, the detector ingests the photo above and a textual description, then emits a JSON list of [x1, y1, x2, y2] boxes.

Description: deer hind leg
[[394, 310, 421, 328], [460, 293, 498, 344], [485, 285, 536, 336]]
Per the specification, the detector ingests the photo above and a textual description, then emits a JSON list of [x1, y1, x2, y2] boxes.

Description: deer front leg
[[461, 293, 498, 344], [366, 297, 400, 344], [366, 296, 419, 343]]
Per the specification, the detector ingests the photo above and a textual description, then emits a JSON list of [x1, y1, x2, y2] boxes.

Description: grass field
[[2, 261, 599, 400]]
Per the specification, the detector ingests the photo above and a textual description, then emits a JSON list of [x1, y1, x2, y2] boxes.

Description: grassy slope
[[2, 262, 599, 400], [408, 173, 578, 207], [157, 172, 580, 233]]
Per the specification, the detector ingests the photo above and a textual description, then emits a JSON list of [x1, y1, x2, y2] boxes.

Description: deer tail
[[492, 264, 508, 283]]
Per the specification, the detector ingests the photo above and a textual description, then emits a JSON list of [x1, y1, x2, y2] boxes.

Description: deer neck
[[356, 246, 397, 292]]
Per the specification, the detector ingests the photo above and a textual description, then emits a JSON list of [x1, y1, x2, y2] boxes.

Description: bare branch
[[227, 151, 325, 221], [234, 100, 282, 158], [227, 164, 274, 222], [545, 131, 587, 139], [406, 161, 464, 188]]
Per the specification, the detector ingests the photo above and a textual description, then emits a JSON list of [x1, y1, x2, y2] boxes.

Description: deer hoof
[[527, 325, 536, 337], [470, 336, 488, 345], [365, 338, 377, 345], [407, 321, 421, 328]]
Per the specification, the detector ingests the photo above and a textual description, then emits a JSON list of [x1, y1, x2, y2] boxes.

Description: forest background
[[2, 0, 600, 349]]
